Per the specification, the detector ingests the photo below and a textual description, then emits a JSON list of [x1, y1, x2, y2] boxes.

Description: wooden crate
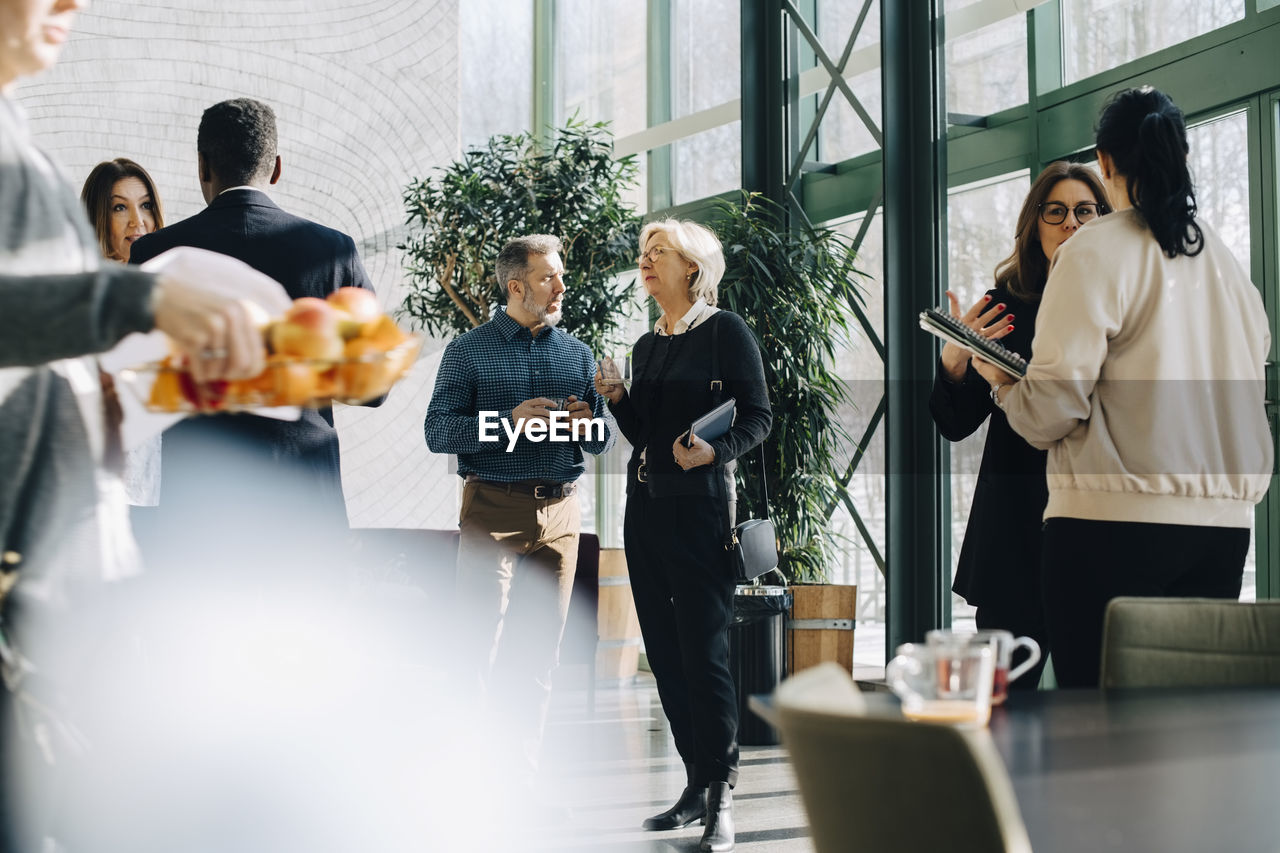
[[787, 584, 857, 676], [596, 548, 641, 681]]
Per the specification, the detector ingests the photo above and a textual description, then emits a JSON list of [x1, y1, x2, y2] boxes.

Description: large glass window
[[1188, 109, 1250, 265], [461, 0, 533, 150], [672, 0, 740, 118], [1185, 108, 1256, 599], [829, 211, 886, 667], [672, 122, 742, 204], [1061, 0, 1245, 85], [945, 15, 1027, 118], [815, 0, 882, 164], [555, 0, 647, 138], [667, 0, 741, 201]]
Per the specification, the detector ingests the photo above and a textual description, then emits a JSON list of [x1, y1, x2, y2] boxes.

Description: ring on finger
[[199, 348, 229, 360]]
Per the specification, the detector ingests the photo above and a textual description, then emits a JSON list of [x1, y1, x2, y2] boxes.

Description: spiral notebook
[[918, 308, 1028, 378]]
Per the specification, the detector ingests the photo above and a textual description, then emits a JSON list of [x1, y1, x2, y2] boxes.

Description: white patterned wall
[[14, 0, 463, 530]]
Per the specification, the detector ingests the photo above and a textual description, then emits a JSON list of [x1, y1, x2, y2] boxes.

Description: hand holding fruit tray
[[124, 287, 421, 413]]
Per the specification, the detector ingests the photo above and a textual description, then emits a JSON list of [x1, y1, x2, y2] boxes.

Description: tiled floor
[[529, 671, 815, 853]]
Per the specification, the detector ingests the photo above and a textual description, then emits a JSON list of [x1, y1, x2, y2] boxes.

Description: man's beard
[[523, 289, 562, 328]]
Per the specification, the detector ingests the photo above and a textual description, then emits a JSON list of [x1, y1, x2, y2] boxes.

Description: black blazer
[[928, 285, 1048, 612], [130, 189, 376, 531]]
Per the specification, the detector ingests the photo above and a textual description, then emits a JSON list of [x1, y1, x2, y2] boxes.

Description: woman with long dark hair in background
[[932, 161, 1110, 690], [81, 158, 168, 533]]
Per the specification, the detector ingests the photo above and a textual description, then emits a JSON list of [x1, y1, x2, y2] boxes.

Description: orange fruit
[[363, 314, 409, 351], [149, 366, 185, 411], [265, 356, 319, 406], [336, 338, 391, 401]]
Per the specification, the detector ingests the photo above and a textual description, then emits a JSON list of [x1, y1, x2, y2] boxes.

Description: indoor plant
[[713, 192, 865, 677], [712, 191, 864, 584], [399, 118, 641, 355]]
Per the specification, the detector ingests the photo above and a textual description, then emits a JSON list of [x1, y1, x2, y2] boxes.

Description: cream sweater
[[1003, 208, 1272, 529]]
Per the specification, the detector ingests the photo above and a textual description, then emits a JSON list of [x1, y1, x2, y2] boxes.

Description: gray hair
[[496, 234, 564, 300], [638, 219, 725, 306]]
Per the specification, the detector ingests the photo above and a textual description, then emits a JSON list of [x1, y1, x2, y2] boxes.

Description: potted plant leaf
[[399, 117, 641, 354]]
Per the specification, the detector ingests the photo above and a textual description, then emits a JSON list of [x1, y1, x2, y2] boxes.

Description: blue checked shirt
[[424, 310, 615, 482]]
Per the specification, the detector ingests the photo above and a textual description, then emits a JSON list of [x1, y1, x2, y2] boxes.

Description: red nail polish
[[1006, 314, 1014, 320], [1007, 325, 1014, 332], [983, 295, 992, 301], [996, 304, 1006, 311]]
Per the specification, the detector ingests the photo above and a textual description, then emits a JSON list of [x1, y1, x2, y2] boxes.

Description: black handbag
[[708, 314, 778, 582]]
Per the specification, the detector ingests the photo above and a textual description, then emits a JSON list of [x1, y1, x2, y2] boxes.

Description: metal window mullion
[[1252, 92, 1280, 599], [532, 0, 556, 145], [882, 0, 949, 656], [647, 0, 674, 212], [741, 0, 787, 206]]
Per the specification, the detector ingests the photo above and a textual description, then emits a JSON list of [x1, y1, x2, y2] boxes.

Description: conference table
[[751, 685, 1280, 853]]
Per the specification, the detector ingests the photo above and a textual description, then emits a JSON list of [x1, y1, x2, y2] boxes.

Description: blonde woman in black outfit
[[931, 162, 1110, 690], [595, 219, 771, 853]]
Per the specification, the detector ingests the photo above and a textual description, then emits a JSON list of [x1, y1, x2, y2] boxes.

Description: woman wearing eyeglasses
[[594, 219, 771, 852], [972, 87, 1272, 688], [931, 161, 1110, 691]]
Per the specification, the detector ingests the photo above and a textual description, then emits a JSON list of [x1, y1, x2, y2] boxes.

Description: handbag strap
[[709, 311, 771, 522]]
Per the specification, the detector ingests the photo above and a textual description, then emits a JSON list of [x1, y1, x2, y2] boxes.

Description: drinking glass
[[597, 354, 631, 387], [886, 642, 995, 727], [926, 629, 1042, 705]]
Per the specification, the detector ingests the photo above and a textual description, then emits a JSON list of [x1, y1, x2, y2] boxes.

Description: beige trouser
[[455, 480, 580, 768]]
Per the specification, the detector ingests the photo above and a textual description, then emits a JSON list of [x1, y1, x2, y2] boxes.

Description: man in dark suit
[[131, 98, 376, 564]]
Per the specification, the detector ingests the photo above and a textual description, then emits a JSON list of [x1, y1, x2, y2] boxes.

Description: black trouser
[[974, 600, 1049, 691], [1041, 517, 1249, 688], [625, 488, 739, 787]]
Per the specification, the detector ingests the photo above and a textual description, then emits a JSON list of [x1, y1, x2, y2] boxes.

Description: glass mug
[[596, 354, 631, 387], [926, 629, 1042, 705], [886, 642, 995, 727]]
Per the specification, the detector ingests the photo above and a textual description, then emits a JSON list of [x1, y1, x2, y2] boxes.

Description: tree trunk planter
[[787, 584, 858, 676]]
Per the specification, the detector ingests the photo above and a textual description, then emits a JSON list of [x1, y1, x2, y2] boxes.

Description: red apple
[[327, 287, 380, 340], [270, 297, 344, 361]]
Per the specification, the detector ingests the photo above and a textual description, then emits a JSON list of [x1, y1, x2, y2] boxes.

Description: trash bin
[[730, 585, 792, 746]]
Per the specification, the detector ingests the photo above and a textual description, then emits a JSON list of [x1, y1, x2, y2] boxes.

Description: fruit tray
[[120, 335, 422, 414]]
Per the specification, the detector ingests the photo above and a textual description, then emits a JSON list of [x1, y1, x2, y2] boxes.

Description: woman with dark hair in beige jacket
[[974, 87, 1272, 688]]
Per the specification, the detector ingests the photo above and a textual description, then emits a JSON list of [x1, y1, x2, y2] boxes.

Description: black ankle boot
[[641, 784, 707, 831], [699, 781, 733, 851]]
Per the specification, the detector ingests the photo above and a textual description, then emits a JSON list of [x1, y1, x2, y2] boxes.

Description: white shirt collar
[[218, 185, 269, 197], [655, 298, 717, 336]]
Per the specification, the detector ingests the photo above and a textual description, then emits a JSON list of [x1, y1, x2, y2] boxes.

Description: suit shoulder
[[279, 211, 357, 248], [129, 217, 197, 263]]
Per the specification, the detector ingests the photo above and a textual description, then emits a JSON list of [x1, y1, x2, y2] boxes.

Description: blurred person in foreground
[[973, 86, 1272, 688], [81, 157, 168, 549], [595, 219, 771, 852], [930, 161, 1110, 691], [425, 234, 614, 794], [1, 0, 289, 848]]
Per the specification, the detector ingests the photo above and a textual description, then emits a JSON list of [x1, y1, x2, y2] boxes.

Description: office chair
[[1100, 597, 1280, 688], [774, 664, 1032, 853]]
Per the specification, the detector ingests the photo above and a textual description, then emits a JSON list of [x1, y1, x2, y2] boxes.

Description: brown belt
[[466, 476, 577, 500]]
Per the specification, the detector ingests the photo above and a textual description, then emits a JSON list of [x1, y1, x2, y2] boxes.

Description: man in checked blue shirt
[[425, 233, 614, 775]]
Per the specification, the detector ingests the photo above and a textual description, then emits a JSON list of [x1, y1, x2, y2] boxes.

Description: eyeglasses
[[636, 246, 678, 266], [1039, 202, 1104, 226]]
